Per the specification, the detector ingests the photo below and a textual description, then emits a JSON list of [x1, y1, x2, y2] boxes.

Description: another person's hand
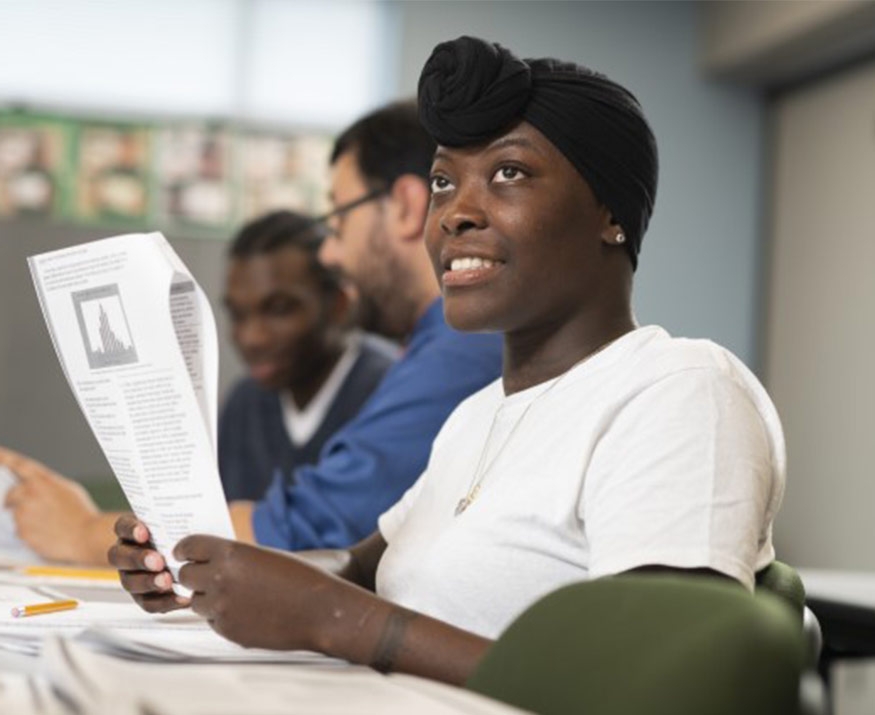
[[175, 535, 334, 651], [108, 514, 188, 613], [228, 500, 255, 543], [0, 446, 108, 564]]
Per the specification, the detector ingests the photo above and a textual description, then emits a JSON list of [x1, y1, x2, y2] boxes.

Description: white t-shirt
[[376, 325, 785, 639]]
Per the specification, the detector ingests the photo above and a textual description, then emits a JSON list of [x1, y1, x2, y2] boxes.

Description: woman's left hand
[[175, 535, 331, 651]]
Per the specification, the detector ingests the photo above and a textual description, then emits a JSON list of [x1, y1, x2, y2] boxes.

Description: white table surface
[[800, 569, 875, 610]]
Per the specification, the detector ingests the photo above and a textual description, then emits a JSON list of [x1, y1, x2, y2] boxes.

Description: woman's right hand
[[107, 514, 190, 612]]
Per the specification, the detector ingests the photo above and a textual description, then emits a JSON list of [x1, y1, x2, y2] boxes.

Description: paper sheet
[[27, 233, 233, 591], [38, 637, 528, 715]]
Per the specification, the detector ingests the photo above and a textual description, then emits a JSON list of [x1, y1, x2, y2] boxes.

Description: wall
[[701, 0, 875, 86], [764, 58, 875, 569]]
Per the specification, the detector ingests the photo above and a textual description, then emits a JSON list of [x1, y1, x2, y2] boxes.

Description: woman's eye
[[493, 166, 525, 183], [430, 175, 453, 194]]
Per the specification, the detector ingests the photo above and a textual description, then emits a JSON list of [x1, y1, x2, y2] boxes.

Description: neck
[[287, 342, 346, 410], [501, 306, 636, 395]]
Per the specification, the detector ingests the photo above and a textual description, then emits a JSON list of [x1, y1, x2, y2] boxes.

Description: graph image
[[72, 284, 139, 369]]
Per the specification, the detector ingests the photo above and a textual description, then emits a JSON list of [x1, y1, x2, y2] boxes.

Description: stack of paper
[[38, 637, 528, 715]]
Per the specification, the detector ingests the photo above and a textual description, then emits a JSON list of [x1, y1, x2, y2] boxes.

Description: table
[[0, 567, 529, 714], [801, 569, 875, 677]]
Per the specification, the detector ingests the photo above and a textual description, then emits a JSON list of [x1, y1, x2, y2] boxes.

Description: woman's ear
[[387, 174, 431, 243], [599, 209, 626, 247]]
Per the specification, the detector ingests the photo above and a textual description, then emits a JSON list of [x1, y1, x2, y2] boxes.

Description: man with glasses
[[230, 101, 502, 548]]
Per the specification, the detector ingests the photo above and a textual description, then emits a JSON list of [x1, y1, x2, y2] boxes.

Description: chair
[[756, 560, 806, 622], [466, 574, 807, 715], [756, 561, 828, 715]]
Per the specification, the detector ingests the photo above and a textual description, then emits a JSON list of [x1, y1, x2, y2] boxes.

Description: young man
[[219, 210, 397, 501]]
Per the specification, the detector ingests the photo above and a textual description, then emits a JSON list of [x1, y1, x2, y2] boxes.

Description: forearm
[[229, 501, 255, 543], [79, 511, 125, 565], [313, 580, 492, 685], [280, 531, 386, 590]]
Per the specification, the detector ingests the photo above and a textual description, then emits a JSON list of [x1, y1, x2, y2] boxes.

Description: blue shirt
[[252, 299, 503, 550]]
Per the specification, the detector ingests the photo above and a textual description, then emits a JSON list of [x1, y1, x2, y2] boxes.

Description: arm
[[108, 519, 487, 683], [0, 446, 119, 565], [584, 369, 779, 588], [172, 534, 490, 684]]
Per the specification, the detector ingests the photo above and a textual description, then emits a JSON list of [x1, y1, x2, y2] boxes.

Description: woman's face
[[424, 121, 616, 336]]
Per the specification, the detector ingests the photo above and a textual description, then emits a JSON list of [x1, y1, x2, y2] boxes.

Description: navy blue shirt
[[252, 299, 503, 550]]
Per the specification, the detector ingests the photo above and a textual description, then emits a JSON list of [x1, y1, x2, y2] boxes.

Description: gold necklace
[[453, 335, 624, 517]]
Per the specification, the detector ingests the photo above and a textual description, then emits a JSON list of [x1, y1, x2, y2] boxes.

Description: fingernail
[[144, 553, 163, 571], [154, 573, 171, 590], [134, 524, 148, 542], [175, 595, 191, 606]]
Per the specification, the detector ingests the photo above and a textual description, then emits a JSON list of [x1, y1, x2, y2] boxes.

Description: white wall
[[765, 58, 875, 569], [395, 1, 766, 368], [0, 0, 395, 128]]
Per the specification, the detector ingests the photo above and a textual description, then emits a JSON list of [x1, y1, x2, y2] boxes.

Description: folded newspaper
[[28, 232, 234, 592]]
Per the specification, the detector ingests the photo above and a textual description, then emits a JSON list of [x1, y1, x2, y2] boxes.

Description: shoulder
[[413, 323, 503, 372], [608, 326, 785, 467], [356, 332, 401, 373], [617, 326, 762, 395]]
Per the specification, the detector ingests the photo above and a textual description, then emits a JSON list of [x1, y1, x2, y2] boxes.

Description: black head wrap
[[418, 36, 658, 269]]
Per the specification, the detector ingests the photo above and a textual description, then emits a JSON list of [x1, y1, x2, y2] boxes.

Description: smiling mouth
[[442, 255, 505, 287], [448, 256, 499, 271], [248, 361, 280, 382]]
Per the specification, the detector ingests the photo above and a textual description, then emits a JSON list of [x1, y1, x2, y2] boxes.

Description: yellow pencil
[[11, 599, 80, 618], [19, 565, 120, 582]]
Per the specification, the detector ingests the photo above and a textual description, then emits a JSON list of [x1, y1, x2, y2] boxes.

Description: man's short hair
[[330, 100, 436, 189], [228, 210, 339, 294]]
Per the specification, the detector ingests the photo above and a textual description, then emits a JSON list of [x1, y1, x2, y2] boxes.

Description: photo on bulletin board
[[239, 133, 332, 221], [0, 112, 69, 219], [73, 123, 151, 224], [154, 124, 235, 231]]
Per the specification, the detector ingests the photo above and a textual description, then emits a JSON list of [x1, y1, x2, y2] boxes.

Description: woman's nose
[[439, 187, 487, 236]]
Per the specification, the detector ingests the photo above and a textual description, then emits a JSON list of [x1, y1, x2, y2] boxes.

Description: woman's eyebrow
[[485, 135, 545, 156], [433, 135, 545, 164]]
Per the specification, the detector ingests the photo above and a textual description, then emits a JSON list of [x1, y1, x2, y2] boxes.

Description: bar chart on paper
[[72, 284, 139, 368]]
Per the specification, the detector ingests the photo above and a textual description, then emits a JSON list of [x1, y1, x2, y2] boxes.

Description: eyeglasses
[[313, 187, 388, 236]]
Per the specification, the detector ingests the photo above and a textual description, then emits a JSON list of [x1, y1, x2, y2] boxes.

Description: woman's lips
[[441, 257, 505, 287]]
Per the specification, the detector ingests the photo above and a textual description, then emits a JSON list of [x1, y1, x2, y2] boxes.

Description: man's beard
[[353, 292, 384, 335]]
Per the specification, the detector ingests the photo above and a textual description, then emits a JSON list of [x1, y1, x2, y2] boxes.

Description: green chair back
[[756, 560, 806, 622], [466, 574, 805, 715]]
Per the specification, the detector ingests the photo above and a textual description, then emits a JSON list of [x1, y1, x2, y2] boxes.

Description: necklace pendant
[[454, 484, 481, 517]]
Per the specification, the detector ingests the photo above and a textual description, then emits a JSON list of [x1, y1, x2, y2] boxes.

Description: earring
[[616, 233, 626, 244]]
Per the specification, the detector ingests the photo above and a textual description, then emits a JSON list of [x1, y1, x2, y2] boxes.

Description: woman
[[109, 36, 785, 686]]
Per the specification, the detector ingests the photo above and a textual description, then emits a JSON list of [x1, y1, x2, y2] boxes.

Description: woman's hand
[[175, 535, 332, 651], [107, 514, 187, 613]]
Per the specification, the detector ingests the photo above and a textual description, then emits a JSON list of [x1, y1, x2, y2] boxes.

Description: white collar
[[279, 333, 362, 447]]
